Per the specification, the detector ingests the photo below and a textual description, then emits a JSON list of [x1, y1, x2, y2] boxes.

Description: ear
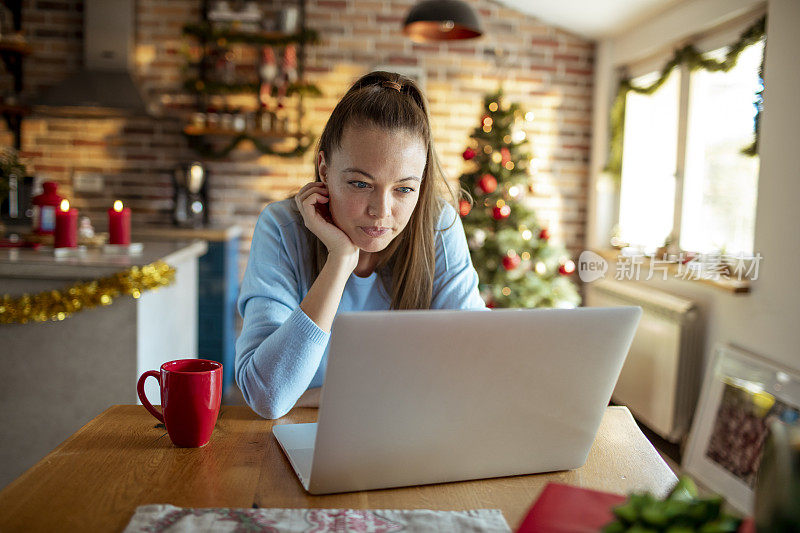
[[317, 151, 328, 184]]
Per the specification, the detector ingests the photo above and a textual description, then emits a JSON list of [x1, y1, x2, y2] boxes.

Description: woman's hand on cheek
[[295, 181, 360, 269]]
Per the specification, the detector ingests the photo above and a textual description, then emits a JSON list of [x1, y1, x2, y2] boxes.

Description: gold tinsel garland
[[0, 261, 176, 324]]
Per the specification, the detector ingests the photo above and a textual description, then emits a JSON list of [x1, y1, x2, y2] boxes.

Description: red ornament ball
[[462, 147, 476, 161], [502, 254, 521, 271], [539, 228, 550, 241], [492, 205, 511, 220], [458, 199, 472, 217], [559, 260, 576, 276], [478, 174, 497, 194]]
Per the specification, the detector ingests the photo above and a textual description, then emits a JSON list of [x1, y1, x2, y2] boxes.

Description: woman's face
[[318, 124, 427, 253]]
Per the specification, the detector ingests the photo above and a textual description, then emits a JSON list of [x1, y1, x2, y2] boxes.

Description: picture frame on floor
[[683, 343, 800, 514]]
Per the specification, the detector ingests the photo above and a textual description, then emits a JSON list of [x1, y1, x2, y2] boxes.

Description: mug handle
[[137, 370, 164, 423]]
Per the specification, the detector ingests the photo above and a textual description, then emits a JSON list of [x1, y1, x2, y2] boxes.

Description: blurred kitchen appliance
[[173, 162, 209, 227]]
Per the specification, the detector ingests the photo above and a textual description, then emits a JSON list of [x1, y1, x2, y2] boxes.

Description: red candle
[[54, 199, 78, 248], [108, 200, 131, 245]]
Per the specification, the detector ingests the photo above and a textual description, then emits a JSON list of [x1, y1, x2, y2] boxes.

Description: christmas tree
[[457, 89, 581, 309]]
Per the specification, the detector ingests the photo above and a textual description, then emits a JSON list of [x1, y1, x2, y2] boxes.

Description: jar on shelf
[[233, 113, 246, 132], [206, 108, 220, 129], [258, 106, 272, 132], [192, 112, 206, 129], [220, 111, 233, 131]]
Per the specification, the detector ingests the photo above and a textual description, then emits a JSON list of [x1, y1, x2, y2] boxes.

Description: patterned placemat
[[123, 504, 512, 532]]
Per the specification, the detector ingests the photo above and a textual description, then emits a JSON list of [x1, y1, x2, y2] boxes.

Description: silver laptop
[[273, 306, 642, 495]]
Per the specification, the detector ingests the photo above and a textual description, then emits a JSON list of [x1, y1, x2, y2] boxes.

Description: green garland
[[604, 16, 766, 182], [185, 132, 316, 159]]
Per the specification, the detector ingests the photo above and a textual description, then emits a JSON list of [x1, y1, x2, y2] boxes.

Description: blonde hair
[[301, 71, 459, 309]]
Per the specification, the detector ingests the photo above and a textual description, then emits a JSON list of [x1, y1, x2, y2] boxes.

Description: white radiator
[[585, 279, 703, 443]]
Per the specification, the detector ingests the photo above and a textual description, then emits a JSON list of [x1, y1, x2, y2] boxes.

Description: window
[[618, 70, 680, 252], [680, 41, 763, 255], [616, 39, 763, 257]]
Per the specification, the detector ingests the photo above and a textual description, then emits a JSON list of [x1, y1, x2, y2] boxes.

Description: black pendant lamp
[[403, 0, 483, 42]]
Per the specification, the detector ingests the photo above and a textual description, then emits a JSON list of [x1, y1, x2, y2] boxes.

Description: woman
[[235, 71, 486, 419]]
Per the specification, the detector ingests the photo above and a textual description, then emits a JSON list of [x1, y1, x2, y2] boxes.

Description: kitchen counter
[[132, 224, 242, 242], [0, 239, 208, 489], [0, 240, 208, 280]]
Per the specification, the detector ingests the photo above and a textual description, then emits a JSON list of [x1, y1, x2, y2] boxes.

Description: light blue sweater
[[235, 198, 486, 419]]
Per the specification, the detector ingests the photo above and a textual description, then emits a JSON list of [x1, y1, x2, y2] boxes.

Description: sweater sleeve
[[234, 205, 330, 419], [431, 202, 488, 310]]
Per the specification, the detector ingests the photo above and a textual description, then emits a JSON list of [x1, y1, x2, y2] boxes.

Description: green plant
[[603, 476, 743, 533]]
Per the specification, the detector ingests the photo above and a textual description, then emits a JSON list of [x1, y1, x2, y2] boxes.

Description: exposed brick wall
[[2, 0, 594, 279]]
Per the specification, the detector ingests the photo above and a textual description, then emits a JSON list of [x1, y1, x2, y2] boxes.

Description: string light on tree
[[469, 228, 486, 248]]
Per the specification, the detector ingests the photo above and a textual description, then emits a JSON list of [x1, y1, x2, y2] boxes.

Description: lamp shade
[[403, 0, 483, 42]]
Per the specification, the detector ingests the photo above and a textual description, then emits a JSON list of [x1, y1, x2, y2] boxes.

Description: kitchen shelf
[[182, 24, 319, 46], [183, 125, 305, 139], [180, 0, 316, 158], [183, 78, 321, 97], [0, 30, 30, 149], [0, 40, 31, 55]]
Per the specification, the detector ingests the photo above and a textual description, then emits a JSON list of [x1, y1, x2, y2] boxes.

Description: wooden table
[[0, 405, 676, 532]]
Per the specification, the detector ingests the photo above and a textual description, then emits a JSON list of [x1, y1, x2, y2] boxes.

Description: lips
[[360, 226, 390, 238]]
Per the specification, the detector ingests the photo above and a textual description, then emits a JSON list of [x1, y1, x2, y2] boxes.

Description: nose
[[368, 190, 392, 219]]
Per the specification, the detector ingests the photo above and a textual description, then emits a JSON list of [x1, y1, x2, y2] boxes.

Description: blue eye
[[397, 187, 415, 194], [349, 181, 369, 189]]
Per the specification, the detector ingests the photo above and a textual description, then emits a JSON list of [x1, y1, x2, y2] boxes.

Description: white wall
[[587, 0, 800, 374]]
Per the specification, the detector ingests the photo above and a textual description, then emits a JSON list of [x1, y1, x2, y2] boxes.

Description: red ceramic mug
[[137, 359, 223, 447]]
